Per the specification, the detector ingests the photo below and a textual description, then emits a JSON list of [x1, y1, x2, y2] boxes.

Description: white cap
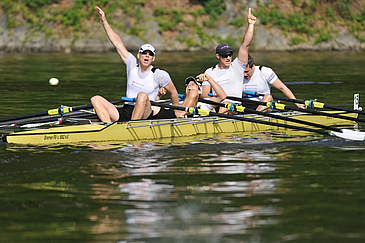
[[139, 44, 156, 55]]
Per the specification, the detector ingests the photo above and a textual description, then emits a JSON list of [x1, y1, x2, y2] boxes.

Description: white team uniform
[[243, 66, 278, 101], [202, 57, 247, 102], [197, 100, 213, 111], [124, 53, 171, 106]]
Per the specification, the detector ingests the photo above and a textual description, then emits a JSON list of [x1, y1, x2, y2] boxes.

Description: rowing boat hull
[[2, 111, 359, 145]]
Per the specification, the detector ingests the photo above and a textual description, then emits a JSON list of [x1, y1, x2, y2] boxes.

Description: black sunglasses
[[140, 50, 155, 56], [220, 53, 233, 58]]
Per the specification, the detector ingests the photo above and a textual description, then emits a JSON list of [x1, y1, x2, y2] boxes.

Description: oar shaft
[[199, 108, 330, 136], [147, 98, 329, 136], [322, 103, 365, 114], [0, 111, 49, 123], [281, 104, 365, 123], [121, 97, 188, 112], [198, 98, 342, 132], [138, 98, 365, 139], [151, 101, 187, 111], [244, 91, 365, 115], [227, 96, 365, 123], [0, 100, 125, 124]]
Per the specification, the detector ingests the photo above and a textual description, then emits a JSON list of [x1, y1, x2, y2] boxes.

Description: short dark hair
[[248, 54, 255, 68]]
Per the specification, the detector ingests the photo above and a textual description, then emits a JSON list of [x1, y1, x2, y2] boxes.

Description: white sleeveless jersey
[[125, 54, 171, 105], [203, 57, 247, 99], [243, 66, 278, 100]]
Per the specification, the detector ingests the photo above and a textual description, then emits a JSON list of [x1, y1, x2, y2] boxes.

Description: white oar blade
[[330, 129, 365, 141], [341, 129, 365, 136]]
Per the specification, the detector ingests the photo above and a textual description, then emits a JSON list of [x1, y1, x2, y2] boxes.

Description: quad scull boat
[[2, 94, 364, 145], [1, 111, 359, 145]]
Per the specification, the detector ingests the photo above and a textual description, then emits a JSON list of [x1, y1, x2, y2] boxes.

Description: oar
[[193, 108, 365, 141], [197, 98, 345, 132], [224, 95, 365, 123], [244, 91, 365, 115], [120, 97, 365, 141], [0, 99, 125, 123], [0, 111, 97, 128]]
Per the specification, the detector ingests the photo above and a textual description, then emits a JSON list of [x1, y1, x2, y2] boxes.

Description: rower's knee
[[261, 94, 273, 102], [91, 95, 103, 106], [136, 92, 149, 103]]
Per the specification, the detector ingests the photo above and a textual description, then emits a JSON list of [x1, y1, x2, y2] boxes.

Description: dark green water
[[0, 51, 365, 242]]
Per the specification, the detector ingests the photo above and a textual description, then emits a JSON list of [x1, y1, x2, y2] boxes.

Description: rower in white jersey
[[243, 54, 306, 111], [201, 8, 256, 113], [91, 6, 179, 123], [152, 73, 227, 119]]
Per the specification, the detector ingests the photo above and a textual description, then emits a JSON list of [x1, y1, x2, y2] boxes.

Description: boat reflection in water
[[82, 145, 284, 242]]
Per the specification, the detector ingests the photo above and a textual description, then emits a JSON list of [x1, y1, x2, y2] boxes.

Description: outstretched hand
[[95, 6, 106, 24], [248, 7, 257, 25]]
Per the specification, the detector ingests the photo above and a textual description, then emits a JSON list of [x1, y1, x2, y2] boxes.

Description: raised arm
[[201, 84, 211, 99], [237, 8, 256, 64], [95, 6, 129, 62]]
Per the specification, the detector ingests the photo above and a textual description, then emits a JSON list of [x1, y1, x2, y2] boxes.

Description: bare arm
[[163, 81, 180, 106], [201, 85, 211, 99], [95, 6, 129, 62], [271, 78, 306, 109], [155, 87, 167, 101], [196, 74, 226, 103], [237, 8, 256, 64]]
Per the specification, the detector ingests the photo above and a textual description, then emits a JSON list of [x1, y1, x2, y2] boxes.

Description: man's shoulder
[[256, 66, 277, 82], [125, 53, 137, 66], [153, 67, 169, 75], [231, 57, 247, 68], [153, 68, 171, 84], [205, 64, 217, 73], [258, 66, 274, 72]]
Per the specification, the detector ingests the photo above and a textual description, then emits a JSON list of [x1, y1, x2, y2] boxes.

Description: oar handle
[[121, 97, 136, 102], [178, 94, 185, 100]]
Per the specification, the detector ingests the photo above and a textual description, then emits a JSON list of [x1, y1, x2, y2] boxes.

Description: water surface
[[0, 51, 364, 243]]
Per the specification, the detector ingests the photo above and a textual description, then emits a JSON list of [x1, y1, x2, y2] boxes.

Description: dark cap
[[215, 43, 233, 55], [185, 76, 202, 90]]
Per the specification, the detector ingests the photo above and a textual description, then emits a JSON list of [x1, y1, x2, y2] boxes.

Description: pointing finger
[[249, 7, 251, 16]]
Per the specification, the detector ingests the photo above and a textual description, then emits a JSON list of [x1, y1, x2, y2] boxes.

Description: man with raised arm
[[91, 6, 179, 123], [201, 8, 256, 113]]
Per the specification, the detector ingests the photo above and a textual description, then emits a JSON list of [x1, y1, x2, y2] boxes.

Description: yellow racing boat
[[1, 110, 360, 145]]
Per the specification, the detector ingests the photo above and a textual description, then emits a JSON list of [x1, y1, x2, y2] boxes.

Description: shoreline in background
[[1, 0, 364, 53]]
